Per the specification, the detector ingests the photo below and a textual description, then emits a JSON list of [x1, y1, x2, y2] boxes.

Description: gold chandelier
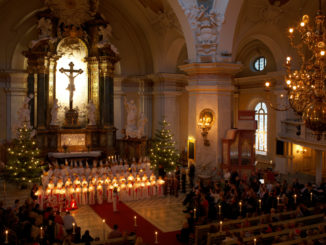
[[267, 1, 326, 140]]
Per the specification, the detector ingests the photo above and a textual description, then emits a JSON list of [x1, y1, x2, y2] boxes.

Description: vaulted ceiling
[[0, 0, 186, 75]]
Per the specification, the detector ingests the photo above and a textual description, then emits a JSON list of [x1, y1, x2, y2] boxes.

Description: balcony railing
[[279, 120, 326, 149]]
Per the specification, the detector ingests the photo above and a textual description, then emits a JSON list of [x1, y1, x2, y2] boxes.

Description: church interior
[[1, 0, 326, 244]]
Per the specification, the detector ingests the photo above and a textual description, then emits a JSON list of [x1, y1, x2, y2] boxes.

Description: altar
[[23, 2, 120, 156], [48, 151, 102, 159]]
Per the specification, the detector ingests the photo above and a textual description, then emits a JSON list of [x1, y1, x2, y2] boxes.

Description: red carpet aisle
[[90, 202, 182, 245]]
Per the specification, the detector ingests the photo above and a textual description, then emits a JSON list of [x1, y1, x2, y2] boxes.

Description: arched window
[[253, 56, 267, 71], [255, 102, 268, 155]]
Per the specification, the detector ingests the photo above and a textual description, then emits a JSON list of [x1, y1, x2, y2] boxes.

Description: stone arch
[[234, 33, 285, 70], [167, 0, 197, 62], [165, 38, 186, 72], [217, 0, 244, 59]]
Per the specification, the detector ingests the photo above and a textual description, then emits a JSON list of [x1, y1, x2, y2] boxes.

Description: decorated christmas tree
[[149, 120, 179, 172], [5, 123, 42, 185]]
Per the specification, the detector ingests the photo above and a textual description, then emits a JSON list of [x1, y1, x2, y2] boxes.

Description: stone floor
[[1, 181, 186, 237], [124, 195, 186, 232], [71, 205, 112, 240]]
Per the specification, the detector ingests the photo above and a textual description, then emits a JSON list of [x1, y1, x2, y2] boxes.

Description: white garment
[[113, 192, 118, 212]]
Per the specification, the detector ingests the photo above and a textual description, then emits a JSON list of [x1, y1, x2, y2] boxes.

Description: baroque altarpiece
[[23, 0, 119, 155]]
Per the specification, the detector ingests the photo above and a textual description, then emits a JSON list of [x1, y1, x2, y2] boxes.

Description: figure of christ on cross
[[59, 62, 83, 110]]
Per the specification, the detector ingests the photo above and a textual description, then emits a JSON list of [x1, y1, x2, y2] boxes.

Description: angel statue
[[124, 98, 138, 138], [86, 100, 96, 126], [17, 94, 33, 128], [137, 113, 148, 139], [97, 24, 119, 54], [38, 17, 52, 39], [50, 98, 60, 126], [97, 24, 112, 48]]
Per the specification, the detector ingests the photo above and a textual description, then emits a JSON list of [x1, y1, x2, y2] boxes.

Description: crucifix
[[59, 62, 83, 110]]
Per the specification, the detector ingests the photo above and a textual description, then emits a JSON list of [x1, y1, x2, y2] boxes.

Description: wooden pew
[[274, 232, 326, 245], [72, 235, 137, 245], [206, 213, 324, 245], [222, 221, 326, 245], [194, 208, 313, 245]]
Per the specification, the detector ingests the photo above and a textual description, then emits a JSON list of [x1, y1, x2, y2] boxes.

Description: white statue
[[29, 17, 56, 48], [38, 17, 52, 39], [86, 100, 96, 126], [124, 98, 138, 138], [50, 98, 60, 126], [178, 1, 224, 62], [97, 24, 119, 54], [137, 113, 148, 139], [17, 94, 33, 128]]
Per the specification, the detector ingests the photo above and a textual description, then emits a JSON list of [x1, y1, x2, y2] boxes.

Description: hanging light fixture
[[266, 0, 326, 140]]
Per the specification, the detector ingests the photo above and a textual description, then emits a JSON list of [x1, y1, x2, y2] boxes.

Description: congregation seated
[[178, 168, 326, 245], [108, 224, 122, 239]]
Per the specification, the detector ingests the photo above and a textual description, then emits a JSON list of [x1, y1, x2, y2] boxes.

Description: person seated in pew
[[108, 224, 122, 239], [81, 230, 94, 245]]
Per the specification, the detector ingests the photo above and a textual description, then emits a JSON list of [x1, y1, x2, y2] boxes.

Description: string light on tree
[[4, 122, 42, 185], [149, 120, 180, 172]]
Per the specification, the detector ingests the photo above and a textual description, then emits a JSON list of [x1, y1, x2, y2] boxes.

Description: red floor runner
[[90, 202, 182, 245]]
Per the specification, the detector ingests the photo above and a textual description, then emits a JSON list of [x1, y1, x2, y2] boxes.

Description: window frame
[[255, 102, 268, 156], [253, 56, 267, 72]]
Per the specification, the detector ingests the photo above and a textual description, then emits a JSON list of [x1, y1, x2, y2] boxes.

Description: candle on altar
[[310, 192, 313, 202], [40, 227, 43, 239], [155, 231, 158, 244], [194, 208, 197, 219], [134, 216, 137, 227], [219, 221, 223, 232], [102, 219, 106, 240], [254, 237, 257, 245], [294, 194, 297, 204], [277, 196, 280, 206], [72, 223, 75, 234], [5, 229, 8, 244], [239, 201, 242, 213], [218, 205, 221, 216]]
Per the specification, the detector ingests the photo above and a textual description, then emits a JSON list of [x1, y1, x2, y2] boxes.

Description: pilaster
[[114, 76, 126, 139], [315, 149, 323, 185], [179, 62, 242, 175], [149, 73, 187, 149], [137, 77, 153, 138], [7, 72, 28, 137]]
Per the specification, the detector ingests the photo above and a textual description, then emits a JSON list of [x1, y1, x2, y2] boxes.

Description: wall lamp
[[197, 109, 214, 146]]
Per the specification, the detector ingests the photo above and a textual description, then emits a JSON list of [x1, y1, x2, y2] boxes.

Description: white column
[[150, 73, 186, 149], [138, 78, 152, 138], [180, 62, 242, 175], [7, 72, 28, 138], [114, 76, 125, 139], [315, 149, 323, 185]]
